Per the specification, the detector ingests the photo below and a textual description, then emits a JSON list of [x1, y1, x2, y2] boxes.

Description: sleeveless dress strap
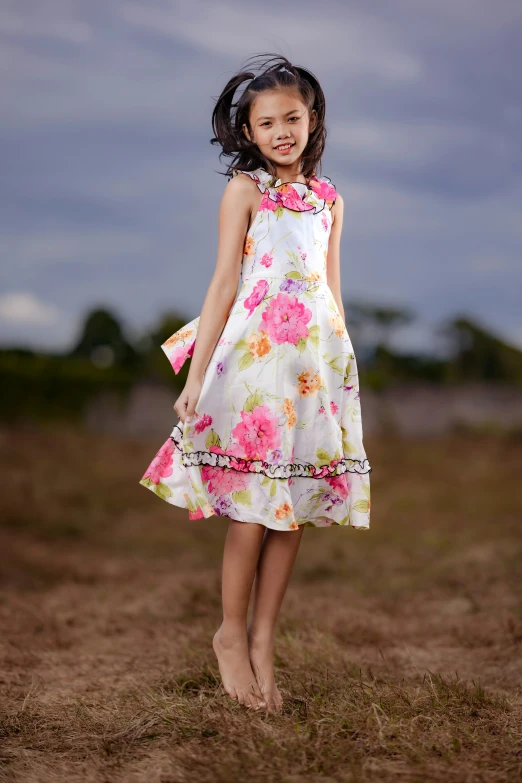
[[230, 167, 338, 212], [230, 167, 270, 194]]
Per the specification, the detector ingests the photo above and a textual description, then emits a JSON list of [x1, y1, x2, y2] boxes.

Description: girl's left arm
[[326, 193, 345, 324]]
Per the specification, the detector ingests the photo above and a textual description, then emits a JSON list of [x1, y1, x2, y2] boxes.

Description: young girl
[[140, 54, 372, 713]]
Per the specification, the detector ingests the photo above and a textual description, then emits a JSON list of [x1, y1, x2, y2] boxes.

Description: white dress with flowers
[[139, 167, 372, 531]]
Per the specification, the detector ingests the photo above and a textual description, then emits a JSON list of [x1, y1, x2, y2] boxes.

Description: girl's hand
[[173, 377, 203, 424]]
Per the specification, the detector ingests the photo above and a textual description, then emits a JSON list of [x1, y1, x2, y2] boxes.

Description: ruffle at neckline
[[231, 166, 338, 214]]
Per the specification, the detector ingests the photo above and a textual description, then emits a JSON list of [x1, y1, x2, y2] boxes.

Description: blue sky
[[1, 0, 521, 355]]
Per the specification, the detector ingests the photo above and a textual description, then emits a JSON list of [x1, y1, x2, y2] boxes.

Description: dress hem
[[139, 478, 370, 532]]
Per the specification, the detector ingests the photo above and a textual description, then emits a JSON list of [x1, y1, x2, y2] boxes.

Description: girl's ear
[[309, 109, 318, 134], [242, 123, 251, 142]]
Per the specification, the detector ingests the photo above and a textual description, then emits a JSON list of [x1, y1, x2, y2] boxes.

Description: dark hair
[[210, 53, 327, 181]]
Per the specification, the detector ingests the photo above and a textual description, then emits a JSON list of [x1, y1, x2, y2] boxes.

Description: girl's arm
[[174, 174, 254, 423], [326, 194, 346, 324]]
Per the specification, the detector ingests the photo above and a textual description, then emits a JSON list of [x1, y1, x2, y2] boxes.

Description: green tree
[[69, 308, 140, 370], [439, 316, 522, 383]]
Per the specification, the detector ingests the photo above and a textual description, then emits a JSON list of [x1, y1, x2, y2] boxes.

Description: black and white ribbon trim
[[170, 423, 372, 478]]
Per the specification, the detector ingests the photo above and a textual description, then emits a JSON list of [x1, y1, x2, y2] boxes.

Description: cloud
[[0, 0, 520, 354], [120, 0, 423, 83], [0, 232, 152, 273], [0, 9, 92, 44], [0, 291, 62, 327], [330, 119, 504, 168]]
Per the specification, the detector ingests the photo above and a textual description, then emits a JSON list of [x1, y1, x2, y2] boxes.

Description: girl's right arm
[[173, 173, 255, 424]]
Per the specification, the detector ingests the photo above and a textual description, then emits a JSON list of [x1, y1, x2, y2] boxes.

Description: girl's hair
[[210, 53, 327, 181]]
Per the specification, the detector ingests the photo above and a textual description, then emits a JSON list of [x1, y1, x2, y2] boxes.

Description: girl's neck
[[272, 162, 308, 185]]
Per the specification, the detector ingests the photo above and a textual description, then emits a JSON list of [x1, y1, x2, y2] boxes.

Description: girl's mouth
[[274, 142, 295, 154]]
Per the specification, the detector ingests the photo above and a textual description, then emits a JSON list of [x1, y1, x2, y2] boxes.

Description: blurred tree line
[[1, 299, 521, 423], [344, 300, 522, 390]]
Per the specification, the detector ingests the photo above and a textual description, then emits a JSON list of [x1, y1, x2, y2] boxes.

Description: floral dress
[[139, 166, 372, 531]]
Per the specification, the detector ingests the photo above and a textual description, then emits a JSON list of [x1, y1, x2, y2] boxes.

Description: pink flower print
[[296, 245, 307, 261], [170, 339, 195, 374], [216, 357, 227, 376], [259, 192, 279, 212], [231, 403, 281, 461], [194, 413, 212, 434], [142, 439, 174, 484], [204, 465, 250, 495], [277, 184, 314, 212], [309, 178, 338, 202], [330, 401, 339, 415], [321, 213, 329, 232], [260, 252, 273, 268], [244, 278, 269, 317], [260, 292, 312, 345], [318, 405, 326, 415], [325, 473, 351, 499], [201, 445, 250, 494]]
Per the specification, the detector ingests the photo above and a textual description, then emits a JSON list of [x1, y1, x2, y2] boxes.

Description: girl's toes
[[236, 689, 247, 706], [225, 686, 238, 701], [252, 685, 266, 703], [247, 692, 266, 710], [266, 690, 283, 712], [246, 681, 265, 706]]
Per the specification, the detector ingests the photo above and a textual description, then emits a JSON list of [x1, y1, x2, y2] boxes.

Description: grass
[[0, 421, 521, 782]]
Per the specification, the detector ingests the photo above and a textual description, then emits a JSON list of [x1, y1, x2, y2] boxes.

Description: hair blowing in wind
[[210, 53, 328, 181]]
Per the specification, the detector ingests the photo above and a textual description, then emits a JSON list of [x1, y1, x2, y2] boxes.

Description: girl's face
[[242, 89, 316, 170]]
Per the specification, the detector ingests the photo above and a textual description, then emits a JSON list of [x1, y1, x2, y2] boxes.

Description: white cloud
[[0, 9, 92, 44], [0, 39, 207, 128], [329, 119, 513, 167], [0, 292, 62, 326], [390, 0, 522, 36], [0, 233, 151, 271], [120, 0, 423, 83]]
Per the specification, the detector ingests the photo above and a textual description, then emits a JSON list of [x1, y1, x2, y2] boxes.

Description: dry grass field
[[0, 421, 521, 782]]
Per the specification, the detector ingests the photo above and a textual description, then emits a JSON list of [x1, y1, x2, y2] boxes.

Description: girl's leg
[[212, 518, 267, 710], [247, 524, 305, 710]]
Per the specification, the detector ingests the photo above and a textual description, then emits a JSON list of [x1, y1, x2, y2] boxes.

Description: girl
[[140, 53, 372, 713]]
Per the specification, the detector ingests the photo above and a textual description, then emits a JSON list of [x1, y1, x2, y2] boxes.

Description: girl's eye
[[261, 117, 299, 126]]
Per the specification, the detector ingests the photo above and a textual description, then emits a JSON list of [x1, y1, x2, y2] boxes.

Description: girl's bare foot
[[212, 624, 267, 710], [247, 630, 283, 712]]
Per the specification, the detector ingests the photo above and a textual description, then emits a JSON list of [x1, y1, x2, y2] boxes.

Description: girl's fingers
[[174, 391, 200, 424]]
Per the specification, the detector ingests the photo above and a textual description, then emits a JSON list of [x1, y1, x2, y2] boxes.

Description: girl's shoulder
[[229, 167, 271, 195]]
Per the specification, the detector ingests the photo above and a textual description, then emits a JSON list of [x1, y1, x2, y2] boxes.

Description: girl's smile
[[274, 142, 295, 155]]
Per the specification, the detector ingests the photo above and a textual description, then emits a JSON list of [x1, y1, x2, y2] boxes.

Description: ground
[[0, 421, 521, 782]]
